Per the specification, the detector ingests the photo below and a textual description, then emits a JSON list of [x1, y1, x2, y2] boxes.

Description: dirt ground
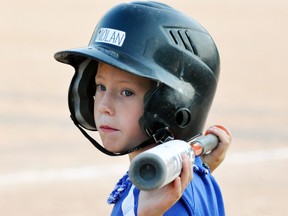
[[1, 0, 288, 215]]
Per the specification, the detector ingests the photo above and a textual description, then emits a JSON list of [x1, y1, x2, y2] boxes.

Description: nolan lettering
[[95, 28, 126, 47]]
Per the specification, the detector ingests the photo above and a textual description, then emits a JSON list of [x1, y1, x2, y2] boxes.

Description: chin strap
[[70, 115, 172, 156]]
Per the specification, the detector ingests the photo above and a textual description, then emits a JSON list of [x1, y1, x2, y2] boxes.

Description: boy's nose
[[96, 92, 114, 115]]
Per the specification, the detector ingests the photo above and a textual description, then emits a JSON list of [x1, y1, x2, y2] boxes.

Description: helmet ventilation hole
[[169, 29, 197, 54], [175, 108, 191, 128]]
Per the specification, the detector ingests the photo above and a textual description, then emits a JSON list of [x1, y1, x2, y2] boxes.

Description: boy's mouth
[[99, 125, 118, 132]]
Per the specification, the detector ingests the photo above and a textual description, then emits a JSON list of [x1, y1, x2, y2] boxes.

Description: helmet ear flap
[[140, 85, 195, 140], [68, 59, 98, 130]]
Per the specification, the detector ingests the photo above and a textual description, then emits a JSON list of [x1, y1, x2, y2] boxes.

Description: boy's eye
[[122, 89, 134, 97], [96, 84, 106, 92]]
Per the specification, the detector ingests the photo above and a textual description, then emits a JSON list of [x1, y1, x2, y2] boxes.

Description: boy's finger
[[180, 154, 193, 190]]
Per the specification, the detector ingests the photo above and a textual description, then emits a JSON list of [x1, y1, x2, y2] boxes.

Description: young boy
[[54, 1, 232, 215]]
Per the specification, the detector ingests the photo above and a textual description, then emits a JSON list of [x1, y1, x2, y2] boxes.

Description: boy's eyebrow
[[95, 74, 103, 81], [95, 74, 134, 85]]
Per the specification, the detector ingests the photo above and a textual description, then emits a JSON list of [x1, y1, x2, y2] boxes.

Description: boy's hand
[[137, 154, 192, 216], [202, 125, 232, 172], [137, 125, 231, 215]]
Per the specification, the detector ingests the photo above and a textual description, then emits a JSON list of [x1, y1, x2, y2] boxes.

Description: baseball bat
[[129, 134, 218, 190]]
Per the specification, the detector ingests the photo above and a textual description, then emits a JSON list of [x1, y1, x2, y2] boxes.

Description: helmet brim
[[54, 45, 194, 97]]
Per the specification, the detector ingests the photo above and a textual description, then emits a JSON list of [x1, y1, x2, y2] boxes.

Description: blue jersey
[[108, 156, 225, 216]]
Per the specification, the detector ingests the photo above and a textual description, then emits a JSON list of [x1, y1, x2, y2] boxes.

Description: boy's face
[[94, 62, 152, 155]]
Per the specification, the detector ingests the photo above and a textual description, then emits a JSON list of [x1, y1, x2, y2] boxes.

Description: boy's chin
[[103, 143, 138, 154], [103, 144, 127, 154]]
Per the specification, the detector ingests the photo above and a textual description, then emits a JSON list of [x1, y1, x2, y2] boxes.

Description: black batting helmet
[[54, 1, 220, 155]]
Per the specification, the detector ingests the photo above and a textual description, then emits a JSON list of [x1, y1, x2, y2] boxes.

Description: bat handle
[[191, 134, 219, 156]]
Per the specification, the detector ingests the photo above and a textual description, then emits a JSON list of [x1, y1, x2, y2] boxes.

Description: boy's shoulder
[[181, 156, 225, 215], [109, 159, 224, 216]]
